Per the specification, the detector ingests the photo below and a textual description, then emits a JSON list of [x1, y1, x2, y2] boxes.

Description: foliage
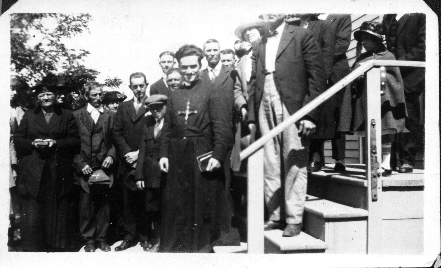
[[10, 13, 98, 89], [104, 77, 123, 89]]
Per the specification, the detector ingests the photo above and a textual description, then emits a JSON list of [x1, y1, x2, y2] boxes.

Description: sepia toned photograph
[[0, 0, 439, 267]]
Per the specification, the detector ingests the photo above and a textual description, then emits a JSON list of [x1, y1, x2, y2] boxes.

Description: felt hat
[[144, 94, 168, 107], [354, 21, 385, 43], [234, 17, 270, 41], [102, 91, 127, 104]]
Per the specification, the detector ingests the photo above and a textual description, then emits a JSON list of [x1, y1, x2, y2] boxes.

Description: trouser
[[79, 184, 110, 243], [309, 134, 346, 163], [258, 75, 309, 224]]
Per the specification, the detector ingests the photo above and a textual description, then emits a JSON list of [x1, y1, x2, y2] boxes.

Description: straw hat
[[234, 17, 270, 41]]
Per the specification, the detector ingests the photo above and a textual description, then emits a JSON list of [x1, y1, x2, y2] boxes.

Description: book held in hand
[[196, 151, 213, 172]]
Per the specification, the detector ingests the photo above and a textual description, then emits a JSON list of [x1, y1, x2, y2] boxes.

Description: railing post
[[247, 148, 264, 253], [365, 67, 383, 254]]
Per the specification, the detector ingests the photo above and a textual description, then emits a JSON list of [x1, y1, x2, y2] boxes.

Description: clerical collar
[[181, 77, 200, 88], [87, 103, 104, 113], [206, 61, 222, 73]]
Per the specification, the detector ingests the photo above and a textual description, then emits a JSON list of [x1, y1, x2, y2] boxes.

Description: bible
[[196, 151, 213, 172]]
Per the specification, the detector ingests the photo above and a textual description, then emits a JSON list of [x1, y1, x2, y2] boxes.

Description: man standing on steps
[[112, 72, 153, 251], [248, 13, 326, 237], [150, 51, 175, 97]]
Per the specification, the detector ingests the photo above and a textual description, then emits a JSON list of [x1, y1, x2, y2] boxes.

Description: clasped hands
[[159, 157, 221, 173], [81, 156, 114, 175], [32, 138, 56, 148]]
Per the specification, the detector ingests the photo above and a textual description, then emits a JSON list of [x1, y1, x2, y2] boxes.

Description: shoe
[[307, 159, 322, 172], [398, 163, 413, 173], [84, 243, 96, 252], [381, 169, 392, 177], [334, 162, 346, 172], [97, 241, 111, 252], [149, 240, 160, 253], [264, 220, 283, 231], [282, 223, 302, 237], [140, 240, 152, 251], [114, 240, 133, 251]]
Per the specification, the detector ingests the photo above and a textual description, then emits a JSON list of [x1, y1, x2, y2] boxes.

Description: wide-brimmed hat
[[354, 21, 385, 43], [144, 94, 168, 107], [234, 17, 270, 41], [102, 91, 127, 104], [31, 84, 56, 96]]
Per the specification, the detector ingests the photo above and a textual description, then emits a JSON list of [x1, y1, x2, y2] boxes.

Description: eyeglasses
[[131, 84, 146, 89]]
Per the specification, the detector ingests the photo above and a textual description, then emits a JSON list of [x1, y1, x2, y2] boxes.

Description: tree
[[104, 76, 123, 89], [10, 13, 98, 90]]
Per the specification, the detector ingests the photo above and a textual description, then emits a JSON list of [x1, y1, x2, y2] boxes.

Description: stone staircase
[[214, 164, 424, 254]]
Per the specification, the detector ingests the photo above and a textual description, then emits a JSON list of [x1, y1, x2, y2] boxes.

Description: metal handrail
[[239, 60, 426, 161]]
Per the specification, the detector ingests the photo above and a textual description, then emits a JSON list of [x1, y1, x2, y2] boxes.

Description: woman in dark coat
[[14, 84, 80, 251], [338, 21, 407, 176]]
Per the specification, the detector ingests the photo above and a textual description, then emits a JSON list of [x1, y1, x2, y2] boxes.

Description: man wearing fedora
[[248, 13, 326, 236]]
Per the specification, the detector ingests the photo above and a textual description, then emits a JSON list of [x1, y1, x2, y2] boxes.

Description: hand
[[298, 120, 316, 137], [206, 158, 221, 172], [136, 181, 145, 190], [124, 150, 139, 164], [42, 139, 56, 148], [32, 139, 44, 148], [102, 156, 113, 168], [82, 165, 93, 175], [241, 107, 248, 122], [159, 158, 169, 173]]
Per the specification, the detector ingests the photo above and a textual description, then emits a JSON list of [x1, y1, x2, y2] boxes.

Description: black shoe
[[264, 220, 284, 231], [398, 163, 413, 173], [381, 169, 392, 177], [307, 159, 322, 172], [84, 243, 96, 252], [140, 240, 152, 251], [114, 240, 133, 251], [149, 240, 160, 253], [282, 223, 302, 237], [334, 162, 346, 172], [97, 241, 111, 252]]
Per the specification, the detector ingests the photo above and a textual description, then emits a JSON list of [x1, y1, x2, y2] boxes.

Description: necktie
[[91, 109, 100, 123], [154, 120, 161, 137], [210, 69, 217, 81], [44, 112, 52, 124]]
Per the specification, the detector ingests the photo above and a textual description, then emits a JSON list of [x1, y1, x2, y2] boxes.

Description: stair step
[[303, 195, 368, 254], [264, 230, 326, 253], [213, 242, 247, 253]]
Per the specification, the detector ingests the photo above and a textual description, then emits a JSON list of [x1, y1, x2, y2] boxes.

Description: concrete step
[[303, 195, 368, 254], [264, 230, 326, 254], [213, 242, 247, 253]]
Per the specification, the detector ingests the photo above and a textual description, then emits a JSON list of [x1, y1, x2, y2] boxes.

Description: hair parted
[[129, 72, 147, 85]]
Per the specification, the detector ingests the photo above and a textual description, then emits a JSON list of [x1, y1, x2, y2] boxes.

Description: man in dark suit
[[112, 72, 151, 251], [150, 51, 175, 97], [73, 82, 116, 252], [382, 13, 426, 173], [134, 94, 168, 253], [220, 49, 236, 68], [248, 14, 326, 236]]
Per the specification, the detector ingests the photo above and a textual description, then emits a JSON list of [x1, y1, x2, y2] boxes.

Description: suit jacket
[[14, 106, 80, 198], [326, 14, 351, 83], [150, 78, 171, 97], [248, 23, 327, 124], [112, 99, 148, 190], [235, 52, 251, 100], [73, 106, 116, 193], [135, 115, 163, 189], [382, 13, 425, 94]]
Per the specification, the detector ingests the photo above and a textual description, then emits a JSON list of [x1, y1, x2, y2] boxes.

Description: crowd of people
[[8, 13, 425, 253]]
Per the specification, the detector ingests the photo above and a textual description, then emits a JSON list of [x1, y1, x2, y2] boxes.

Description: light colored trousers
[[258, 75, 309, 224]]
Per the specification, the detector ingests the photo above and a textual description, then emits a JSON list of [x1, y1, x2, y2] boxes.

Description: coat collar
[[213, 65, 231, 88], [125, 99, 146, 122], [396, 14, 410, 37], [34, 105, 63, 133], [276, 23, 295, 59]]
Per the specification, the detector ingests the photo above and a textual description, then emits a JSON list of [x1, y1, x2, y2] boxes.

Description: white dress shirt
[[154, 118, 164, 137], [206, 62, 222, 80], [265, 21, 286, 73], [395, 14, 405, 21], [87, 103, 104, 123]]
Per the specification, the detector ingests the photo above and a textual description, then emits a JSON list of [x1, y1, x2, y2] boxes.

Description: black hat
[[102, 91, 127, 104], [354, 21, 386, 43], [144, 94, 168, 107], [31, 84, 55, 96]]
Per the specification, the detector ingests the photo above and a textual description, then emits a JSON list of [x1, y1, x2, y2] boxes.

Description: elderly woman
[[14, 84, 80, 251]]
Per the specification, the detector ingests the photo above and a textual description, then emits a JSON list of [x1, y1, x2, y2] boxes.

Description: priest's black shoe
[[84, 243, 96, 252], [114, 240, 133, 251], [264, 220, 283, 231], [140, 241, 152, 252], [97, 241, 111, 252], [307, 159, 322, 172], [334, 162, 346, 172], [398, 163, 413, 173]]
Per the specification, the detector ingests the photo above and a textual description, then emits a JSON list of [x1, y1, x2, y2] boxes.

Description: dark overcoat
[[248, 23, 327, 125], [338, 50, 407, 134], [150, 78, 171, 97]]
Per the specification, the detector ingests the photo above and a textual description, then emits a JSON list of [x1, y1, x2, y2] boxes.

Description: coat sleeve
[[301, 30, 327, 123], [112, 104, 132, 157], [321, 20, 336, 79], [55, 110, 80, 153], [14, 111, 34, 156], [232, 70, 247, 112], [135, 126, 147, 182], [333, 15, 352, 57], [159, 103, 172, 159], [247, 45, 258, 123], [106, 113, 117, 160]]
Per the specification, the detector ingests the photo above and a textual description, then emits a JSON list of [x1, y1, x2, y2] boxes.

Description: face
[[179, 55, 201, 83], [166, 71, 182, 91], [38, 91, 55, 107], [106, 101, 119, 112], [159, 54, 174, 74], [244, 28, 261, 43], [203, 42, 220, 67], [220, 53, 235, 67], [146, 103, 166, 121], [56, 94, 65, 104], [360, 34, 380, 52], [10, 89, 16, 101], [87, 87, 103, 108], [130, 76, 148, 100]]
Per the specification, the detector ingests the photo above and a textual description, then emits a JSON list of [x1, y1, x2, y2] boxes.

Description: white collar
[[87, 103, 104, 113], [269, 21, 285, 37], [207, 61, 222, 72]]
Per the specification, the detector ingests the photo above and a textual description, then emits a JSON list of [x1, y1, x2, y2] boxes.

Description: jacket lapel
[[276, 24, 295, 59], [101, 109, 110, 139], [259, 41, 266, 69], [47, 109, 63, 131], [214, 66, 230, 88], [396, 14, 410, 37], [134, 105, 146, 122], [308, 20, 317, 31], [79, 108, 92, 134], [125, 100, 137, 122], [35, 110, 50, 133]]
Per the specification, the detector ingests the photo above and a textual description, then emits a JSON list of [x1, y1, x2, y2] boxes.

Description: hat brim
[[146, 101, 166, 107], [354, 30, 382, 42], [234, 20, 269, 41]]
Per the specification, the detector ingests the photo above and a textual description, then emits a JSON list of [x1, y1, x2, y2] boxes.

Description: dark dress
[[14, 106, 80, 251], [338, 50, 407, 134], [159, 76, 240, 253]]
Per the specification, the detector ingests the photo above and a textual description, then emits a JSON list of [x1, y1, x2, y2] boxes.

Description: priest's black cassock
[[159, 75, 240, 253]]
